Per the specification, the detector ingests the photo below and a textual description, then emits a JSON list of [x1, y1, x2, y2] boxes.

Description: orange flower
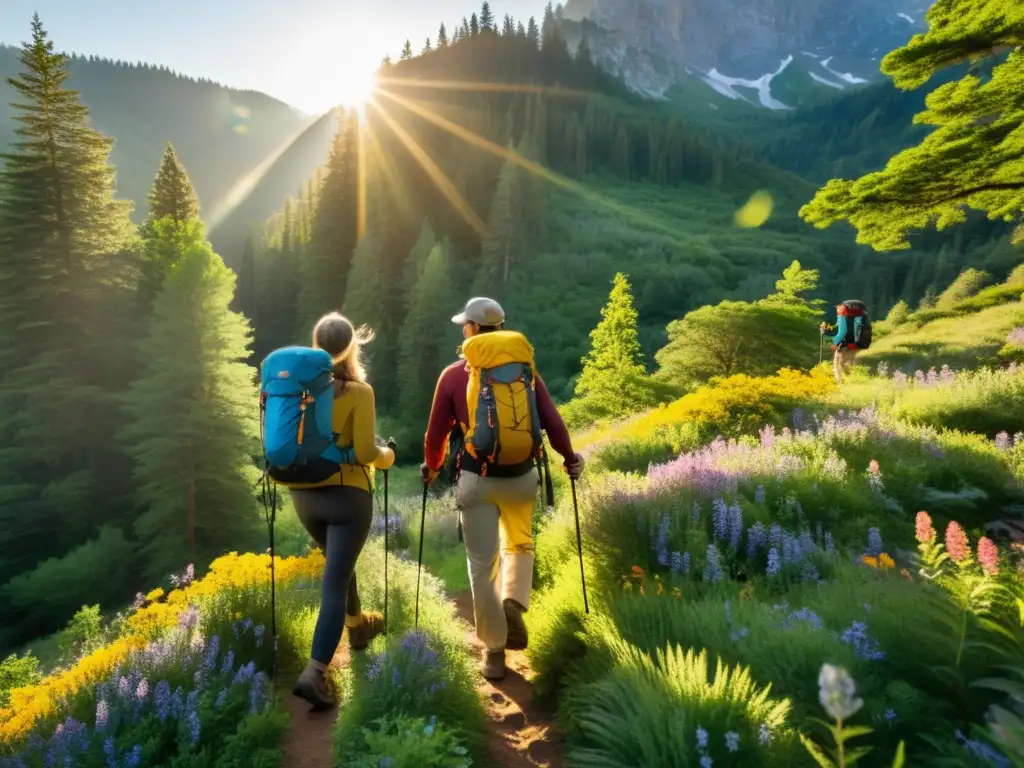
[[631, 565, 645, 580], [879, 553, 895, 570], [861, 555, 879, 568]]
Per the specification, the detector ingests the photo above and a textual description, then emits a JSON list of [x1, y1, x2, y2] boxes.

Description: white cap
[[451, 297, 505, 326]]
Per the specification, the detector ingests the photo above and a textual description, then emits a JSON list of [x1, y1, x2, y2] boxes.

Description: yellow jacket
[[288, 380, 394, 492]]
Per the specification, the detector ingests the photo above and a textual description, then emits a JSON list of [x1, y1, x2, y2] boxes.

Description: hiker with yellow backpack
[[260, 312, 395, 711], [421, 297, 585, 681]]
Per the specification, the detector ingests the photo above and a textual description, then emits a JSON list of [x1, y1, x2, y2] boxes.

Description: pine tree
[[298, 109, 360, 338], [460, 18, 471, 39], [235, 233, 257, 325], [398, 240, 458, 424], [140, 149, 203, 308], [145, 143, 199, 227], [479, 2, 495, 32], [121, 226, 261, 579], [437, 23, 449, 47], [403, 218, 437, 307], [470, 13, 480, 37], [474, 143, 528, 297], [527, 17, 540, 47], [517, 21, 527, 38], [542, 2, 557, 41], [401, 39, 414, 60], [0, 16, 137, 576], [574, 273, 655, 418], [342, 233, 390, 383], [503, 15, 516, 36], [423, 38, 433, 54], [800, 0, 1024, 250]]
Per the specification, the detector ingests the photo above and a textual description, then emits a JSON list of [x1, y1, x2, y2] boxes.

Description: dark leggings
[[289, 485, 373, 665]]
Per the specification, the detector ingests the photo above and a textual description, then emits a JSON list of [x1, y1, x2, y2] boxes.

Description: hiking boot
[[348, 611, 385, 651], [482, 649, 507, 681], [292, 666, 336, 711], [503, 599, 528, 651]]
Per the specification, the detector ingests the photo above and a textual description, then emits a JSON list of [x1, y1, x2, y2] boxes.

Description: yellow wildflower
[[879, 553, 895, 570], [861, 555, 879, 568], [145, 587, 165, 603], [672, 587, 682, 599]]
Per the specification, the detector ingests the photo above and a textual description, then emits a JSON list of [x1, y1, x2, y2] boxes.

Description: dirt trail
[[452, 591, 565, 768], [280, 646, 348, 768], [280, 595, 565, 768]]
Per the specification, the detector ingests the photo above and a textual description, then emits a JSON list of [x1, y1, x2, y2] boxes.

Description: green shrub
[[57, 605, 105, 662], [347, 714, 472, 768], [0, 652, 41, 708]]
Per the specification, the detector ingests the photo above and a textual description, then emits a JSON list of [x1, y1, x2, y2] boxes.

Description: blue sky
[[0, 0, 548, 113]]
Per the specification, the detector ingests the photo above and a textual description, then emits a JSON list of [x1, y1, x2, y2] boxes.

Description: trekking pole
[[570, 476, 589, 615], [261, 474, 279, 684], [415, 482, 428, 627], [383, 438, 396, 635]]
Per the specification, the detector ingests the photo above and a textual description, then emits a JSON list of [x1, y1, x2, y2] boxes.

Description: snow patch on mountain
[[701, 55, 794, 109], [809, 71, 846, 89], [821, 57, 868, 85]]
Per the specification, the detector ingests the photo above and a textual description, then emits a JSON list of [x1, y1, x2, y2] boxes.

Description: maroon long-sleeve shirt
[[423, 360, 575, 472]]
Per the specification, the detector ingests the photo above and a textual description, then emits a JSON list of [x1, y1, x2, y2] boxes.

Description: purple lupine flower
[[254, 624, 265, 648], [124, 745, 142, 768], [727, 502, 742, 551], [177, 605, 199, 632], [784, 606, 823, 630], [1006, 327, 1024, 347], [392, 667, 400, 687], [154, 681, 171, 722], [712, 499, 728, 541], [170, 687, 184, 719], [220, 650, 235, 675], [766, 547, 781, 577], [654, 511, 670, 567], [940, 364, 955, 384], [759, 724, 773, 744], [117, 676, 131, 699], [249, 672, 267, 713], [759, 425, 775, 449], [926, 368, 939, 386], [867, 528, 883, 557], [841, 621, 885, 661], [768, 524, 784, 551], [215, 689, 228, 709], [822, 452, 846, 480], [103, 737, 117, 768], [754, 484, 765, 505], [801, 562, 821, 583], [135, 678, 148, 702], [996, 432, 1012, 451], [366, 654, 384, 682], [824, 532, 836, 554], [885, 709, 897, 723], [203, 635, 220, 671], [892, 370, 908, 387], [876, 362, 889, 378], [691, 501, 701, 524], [187, 709, 201, 745], [799, 530, 816, 554], [233, 662, 256, 686], [725, 732, 740, 753], [703, 544, 723, 583], [791, 408, 806, 431], [782, 534, 801, 564], [696, 726, 709, 749], [132, 593, 145, 611], [670, 551, 690, 574], [746, 522, 766, 558], [95, 699, 109, 731]]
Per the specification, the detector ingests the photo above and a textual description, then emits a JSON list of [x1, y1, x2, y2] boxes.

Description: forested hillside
[[240, 3, 1016, 438], [0, 43, 333, 251]]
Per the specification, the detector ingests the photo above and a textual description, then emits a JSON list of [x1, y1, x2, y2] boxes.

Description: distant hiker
[[272, 313, 395, 710], [822, 300, 872, 384], [421, 297, 585, 681]]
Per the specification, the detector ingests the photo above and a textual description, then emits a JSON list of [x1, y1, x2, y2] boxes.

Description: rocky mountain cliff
[[561, 0, 931, 107]]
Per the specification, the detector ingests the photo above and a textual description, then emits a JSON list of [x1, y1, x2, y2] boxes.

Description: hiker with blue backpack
[[421, 297, 585, 681], [260, 312, 394, 710], [820, 300, 872, 383]]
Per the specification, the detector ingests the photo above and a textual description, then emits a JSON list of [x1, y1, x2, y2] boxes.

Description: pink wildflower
[[945, 521, 970, 563], [977, 537, 999, 575], [915, 512, 936, 544]]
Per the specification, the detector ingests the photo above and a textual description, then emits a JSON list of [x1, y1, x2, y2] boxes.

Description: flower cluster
[[0, 551, 321, 743]]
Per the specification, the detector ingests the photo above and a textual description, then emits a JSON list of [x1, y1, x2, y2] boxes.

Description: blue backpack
[[259, 346, 355, 484]]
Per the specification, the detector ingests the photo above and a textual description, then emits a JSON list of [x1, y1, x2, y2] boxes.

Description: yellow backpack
[[461, 330, 543, 474]]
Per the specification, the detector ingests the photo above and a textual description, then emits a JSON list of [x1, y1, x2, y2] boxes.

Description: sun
[[336, 63, 379, 115]]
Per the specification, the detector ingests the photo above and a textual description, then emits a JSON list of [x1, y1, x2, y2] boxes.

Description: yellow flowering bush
[[0, 550, 323, 744], [578, 367, 835, 453]]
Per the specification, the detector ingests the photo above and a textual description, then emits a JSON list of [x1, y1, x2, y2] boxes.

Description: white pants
[[456, 471, 538, 652]]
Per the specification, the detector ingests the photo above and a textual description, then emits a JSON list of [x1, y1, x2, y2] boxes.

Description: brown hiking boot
[[482, 649, 507, 681], [504, 599, 528, 651], [292, 666, 336, 711], [348, 611, 385, 651]]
